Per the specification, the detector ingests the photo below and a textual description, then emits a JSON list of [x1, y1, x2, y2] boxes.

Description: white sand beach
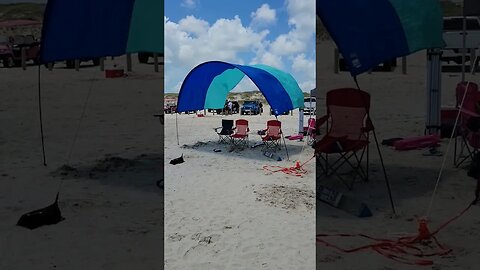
[[0, 57, 164, 270], [164, 110, 316, 269], [316, 39, 480, 269]]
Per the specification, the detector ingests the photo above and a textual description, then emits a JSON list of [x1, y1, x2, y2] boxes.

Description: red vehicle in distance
[[0, 34, 40, 67]]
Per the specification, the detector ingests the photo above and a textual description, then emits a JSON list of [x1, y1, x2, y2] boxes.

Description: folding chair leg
[[325, 153, 329, 176], [262, 139, 281, 153], [316, 154, 327, 176], [218, 134, 233, 144], [454, 136, 459, 166], [317, 151, 367, 190], [341, 153, 366, 189], [317, 154, 332, 178], [352, 151, 367, 180], [366, 137, 370, 182], [455, 135, 475, 168]]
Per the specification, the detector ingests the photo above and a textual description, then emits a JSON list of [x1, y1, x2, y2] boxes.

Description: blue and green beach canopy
[[177, 61, 305, 116], [40, 0, 163, 63], [317, 0, 445, 76]]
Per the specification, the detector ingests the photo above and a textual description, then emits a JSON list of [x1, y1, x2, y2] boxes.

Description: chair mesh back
[[235, 119, 249, 135], [221, 119, 234, 134], [326, 88, 370, 140], [266, 120, 281, 137], [456, 82, 480, 148], [456, 82, 480, 113], [329, 106, 367, 139], [327, 88, 370, 109], [456, 82, 480, 127]]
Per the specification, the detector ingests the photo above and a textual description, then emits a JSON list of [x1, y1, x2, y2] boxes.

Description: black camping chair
[[214, 119, 234, 144]]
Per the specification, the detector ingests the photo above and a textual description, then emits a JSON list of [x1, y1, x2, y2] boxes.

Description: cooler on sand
[[105, 64, 124, 78]]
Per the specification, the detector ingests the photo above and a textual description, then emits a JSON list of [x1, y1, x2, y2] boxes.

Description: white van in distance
[[304, 97, 316, 115]]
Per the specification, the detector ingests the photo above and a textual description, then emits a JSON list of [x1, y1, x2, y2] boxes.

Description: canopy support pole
[[37, 64, 47, 166], [426, 48, 442, 136], [371, 126, 396, 215], [176, 112, 180, 145], [462, 15, 467, 82], [298, 109, 304, 134], [354, 77, 396, 215], [276, 115, 289, 161]]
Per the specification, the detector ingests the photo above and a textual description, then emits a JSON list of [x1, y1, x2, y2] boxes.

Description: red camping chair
[[315, 88, 373, 190], [304, 118, 317, 145], [454, 81, 480, 167], [231, 119, 249, 148], [261, 120, 282, 152]]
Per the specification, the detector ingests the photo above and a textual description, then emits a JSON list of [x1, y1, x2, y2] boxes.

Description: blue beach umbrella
[[177, 61, 305, 116], [40, 0, 164, 62], [317, 0, 445, 77]]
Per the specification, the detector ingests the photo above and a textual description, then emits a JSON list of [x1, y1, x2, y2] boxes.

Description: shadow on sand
[[50, 153, 163, 193], [317, 161, 469, 217], [178, 139, 315, 162]]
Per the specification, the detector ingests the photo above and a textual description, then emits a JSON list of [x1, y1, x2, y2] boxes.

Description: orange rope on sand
[[317, 202, 474, 266], [263, 155, 315, 177]]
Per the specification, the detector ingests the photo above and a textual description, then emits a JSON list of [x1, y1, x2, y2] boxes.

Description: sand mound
[[180, 141, 210, 149], [254, 184, 315, 210], [90, 156, 139, 173], [50, 154, 162, 179]]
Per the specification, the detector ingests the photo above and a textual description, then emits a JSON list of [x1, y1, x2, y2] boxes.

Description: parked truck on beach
[[441, 16, 480, 64], [138, 52, 163, 64], [303, 97, 316, 115], [0, 35, 40, 67]]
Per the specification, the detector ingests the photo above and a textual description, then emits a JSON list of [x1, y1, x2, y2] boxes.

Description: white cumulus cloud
[[165, 0, 315, 93], [292, 53, 315, 81], [181, 0, 196, 9], [250, 4, 276, 28], [165, 15, 269, 91]]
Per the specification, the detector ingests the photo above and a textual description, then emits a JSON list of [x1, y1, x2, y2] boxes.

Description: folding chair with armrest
[[261, 120, 282, 152], [214, 119, 234, 144], [231, 119, 250, 148], [315, 88, 373, 190], [454, 81, 480, 167]]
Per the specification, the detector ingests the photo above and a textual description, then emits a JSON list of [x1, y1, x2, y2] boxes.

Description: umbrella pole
[[371, 128, 396, 215], [299, 108, 304, 134], [37, 64, 47, 166], [176, 112, 179, 145], [281, 132, 289, 161], [462, 15, 467, 82], [276, 115, 289, 161], [354, 77, 396, 215]]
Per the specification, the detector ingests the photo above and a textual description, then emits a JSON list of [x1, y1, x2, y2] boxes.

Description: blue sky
[[165, 0, 315, 93]]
